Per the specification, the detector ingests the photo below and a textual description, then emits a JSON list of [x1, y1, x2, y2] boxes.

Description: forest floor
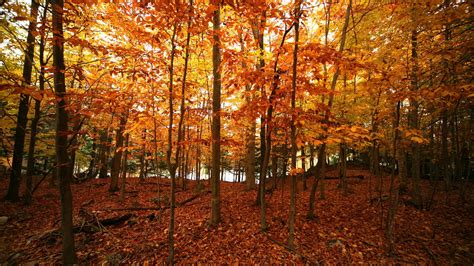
[[1, 168, 474, 264]]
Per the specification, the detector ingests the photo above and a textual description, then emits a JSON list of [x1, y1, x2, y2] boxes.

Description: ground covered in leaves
[[1, 168, 473, 264]]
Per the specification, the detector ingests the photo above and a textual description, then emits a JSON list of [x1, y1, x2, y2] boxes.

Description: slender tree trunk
[[52, 0, 76, 262], [288, 0, 301, 247], [397, 147, 408, 193], [166, 22, 178, 265], [24, 1, 47, 204], [67, 120, 82, 182], [307, 145, 324, 219], [87, 130, 97, 179], [271, 152, 278, 189], [302, 146, 307, 191], [321, 0, 351, 202], [98, 130, 109, 179], [386, 101, 401, 256], [283, 141, 288, 182], [239, 31, 256, 190], [252, 12, 266, 203], [139, 129, 146, 180], [339, 143, 347, 195], [441, 0, 452, 191], [196, 124, 202, 190], [409, 4, 421, 207], [5, 0, 39, 202], [109, 115, 126, 192], [210, 0, 222, 226], [120, 134, 129, 203]]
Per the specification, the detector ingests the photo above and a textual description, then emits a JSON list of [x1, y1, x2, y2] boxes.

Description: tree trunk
[[86, 130, 98, 179], [398, 148, 408, 193], [386, 101, 401, 256], [67, 120, 82, 182], [211, 0, 222, 226], [196, 124, 202, 189], [120, 134, 129, 203], [239, 31, 256, 190], [409, 5, 421, 207], [288, 0, 301, 248], [271, 152, 278, 190], [52, 0, 77, 262], [165, 21, 178, 264], [98, 130, 109, 179], [307, 145, 324, 219], [139, 129, 146, 180], [252, 12, 266, 201], [109, 115, 127, 192], [339, 143, 347, 195], [5, 0, 39, 202], [302, 146, 307, 191], [318, 0, 351, 202], [24, 0, 47, 204]]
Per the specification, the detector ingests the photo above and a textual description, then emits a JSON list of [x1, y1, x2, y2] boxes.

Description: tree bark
[[339, 143, 347, 195], [86, 130, 98, 179], [24, 0, 46, 204], [288, 0, 301, 248], [302, 146, 307, 191], [5, 0, 39, 202], [210, 0, 222, 226], [409, 3, 421, 207], [120, 134, 129, 202], [271, 152, 278, 189], [252, 11, 266, 201], [98, 130, 109, 179], [109, 115, 127, 192], [386, 101, 401, 255], [51, 0, 77, 262], [307, 145, 324, 219], [166, 21, 178, 265], [139, 129, 146, 180]]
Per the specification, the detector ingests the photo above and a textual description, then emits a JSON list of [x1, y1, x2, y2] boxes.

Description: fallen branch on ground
[[38, 213, 134, 241], [94, 190, 211, 212]]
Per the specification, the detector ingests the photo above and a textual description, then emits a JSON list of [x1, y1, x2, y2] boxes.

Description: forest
[[0, 0, 473, 264]]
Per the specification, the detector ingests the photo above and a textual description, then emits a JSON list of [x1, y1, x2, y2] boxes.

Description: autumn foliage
[[0, 0, 473, 264]]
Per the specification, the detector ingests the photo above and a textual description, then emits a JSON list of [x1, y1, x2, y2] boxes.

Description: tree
[[307, 0, 352, 220], [210, 0, 222, 227], [288, 0, 302, 248], [5, 0, 39, 202], [25, 1, 49, 204], [51, 0, 77, 263]]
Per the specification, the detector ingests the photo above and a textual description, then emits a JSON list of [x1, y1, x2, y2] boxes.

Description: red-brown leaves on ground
[[1, 168, 473, 264]]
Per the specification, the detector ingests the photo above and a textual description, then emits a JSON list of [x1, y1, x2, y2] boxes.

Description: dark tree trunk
[[307, 145, 325, 220], [302, 146, 307, 191], [288, 0, 301, 247], [120, 134, 129, 202], [139, 129, 146, 180], [109, 115, 127, 192], [5, 0, 39, 202], [339, 143, 347, 195], [386, 101, 401, 255], [98, 130, 109, 179], [271, 152, 278, 189], [409, 15, 421, 207], [67, 120, 82, 182], [52, 0, 77, 262], [24, 0, 47, 204], [210, 0, 222, 226], [86, 131, 97, 179]]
